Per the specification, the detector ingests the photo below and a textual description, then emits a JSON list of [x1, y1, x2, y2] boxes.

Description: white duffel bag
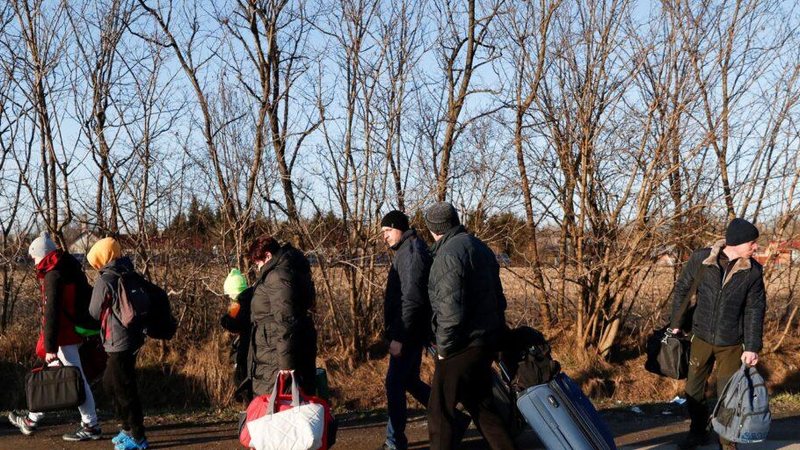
[[247, 371, 325, 450]]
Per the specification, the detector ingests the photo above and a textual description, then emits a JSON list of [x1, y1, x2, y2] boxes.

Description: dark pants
[[428, 346, 515, 450], [104, 350, 145, 440], [685, 337, 742, 442], [385, 344, 431, 449]]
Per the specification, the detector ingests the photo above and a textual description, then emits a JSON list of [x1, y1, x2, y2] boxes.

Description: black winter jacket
[[248, 244, 317, 396], [428, 226, 507, 358], [384, 229, 433, 346], [670, 240, 766, 352]]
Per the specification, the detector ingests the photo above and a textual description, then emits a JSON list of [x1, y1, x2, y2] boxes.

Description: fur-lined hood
[[701, 239, 754, 287]]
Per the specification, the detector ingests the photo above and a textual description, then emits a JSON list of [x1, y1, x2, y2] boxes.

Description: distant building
[[652, 245, 678, 267], [68, 230, 101, 256], [754, 240, 800, 267]]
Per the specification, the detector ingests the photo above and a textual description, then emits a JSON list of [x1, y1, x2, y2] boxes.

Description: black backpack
[[114, 271, 177, 340], [500, 326, 561, 391]]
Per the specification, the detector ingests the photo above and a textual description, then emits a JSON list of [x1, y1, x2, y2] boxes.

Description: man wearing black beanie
[[669, 218, 766, 450], [379, 210, 433, 450]]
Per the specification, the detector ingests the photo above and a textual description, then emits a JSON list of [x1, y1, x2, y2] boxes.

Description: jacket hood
[[391, 229, 417, 251], [429, 225, 466, 256], [35, 249, 62, 277], [99, 256, 135, 275]]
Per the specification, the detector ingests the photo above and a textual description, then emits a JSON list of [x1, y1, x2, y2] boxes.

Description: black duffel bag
[[26, 360, 86, 412], [645, 328, 691, 379]]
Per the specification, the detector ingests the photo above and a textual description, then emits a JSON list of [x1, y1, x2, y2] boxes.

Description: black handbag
[[645, 328, 691, 379], [26, 359, 86, 412]]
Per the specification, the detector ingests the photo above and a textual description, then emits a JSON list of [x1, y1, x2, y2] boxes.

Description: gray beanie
[[425, 202, 460, 235], [29, 232, 57, 264]]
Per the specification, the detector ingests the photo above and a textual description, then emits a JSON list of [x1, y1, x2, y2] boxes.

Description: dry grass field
[[1, 263, 799, 414]]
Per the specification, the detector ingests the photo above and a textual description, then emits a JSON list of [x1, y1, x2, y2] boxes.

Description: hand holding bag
[[26, 358, 86, 412], [645, 328, 691, 379], [243, 370, 326, 450]]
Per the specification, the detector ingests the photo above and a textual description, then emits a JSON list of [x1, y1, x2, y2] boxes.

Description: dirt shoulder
[[1, 404, 798, 450]]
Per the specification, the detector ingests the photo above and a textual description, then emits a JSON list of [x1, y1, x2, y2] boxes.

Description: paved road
[[1, 406, 798, 449]]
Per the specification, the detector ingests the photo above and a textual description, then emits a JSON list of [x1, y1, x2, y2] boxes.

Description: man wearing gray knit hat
[[669, 218, 766, 450], [424, 202, 514, 450]]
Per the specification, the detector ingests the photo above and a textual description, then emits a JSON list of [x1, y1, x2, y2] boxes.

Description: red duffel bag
[[239, 370, 335, 449]]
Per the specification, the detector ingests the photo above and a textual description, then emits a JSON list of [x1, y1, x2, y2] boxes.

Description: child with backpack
[[7, 232, 102, 441], [87, 237, 148, 450]]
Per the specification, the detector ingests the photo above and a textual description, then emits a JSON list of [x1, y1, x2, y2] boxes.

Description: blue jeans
[[385, 344, 431, 450]]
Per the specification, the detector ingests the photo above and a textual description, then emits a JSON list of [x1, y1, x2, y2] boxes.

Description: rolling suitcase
[[516, 373, 616, 450]]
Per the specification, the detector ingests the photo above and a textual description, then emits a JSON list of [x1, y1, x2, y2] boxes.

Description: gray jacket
[[428, 225, 507, 358], [89, 257, 144, 353]]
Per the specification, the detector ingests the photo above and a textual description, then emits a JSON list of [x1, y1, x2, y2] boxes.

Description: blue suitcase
[[516, 373, 616, 450]]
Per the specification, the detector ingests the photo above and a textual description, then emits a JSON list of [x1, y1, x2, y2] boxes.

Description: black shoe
[[454, 411, 471, 445], [677, 431, 711, 449]]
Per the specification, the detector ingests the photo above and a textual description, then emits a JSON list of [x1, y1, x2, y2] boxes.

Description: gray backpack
[[711, 364, 771, 443]]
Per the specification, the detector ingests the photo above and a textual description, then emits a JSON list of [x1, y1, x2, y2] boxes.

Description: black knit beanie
[[725, 218, 759, 246], [380, 210, 409, 232], [425, 202, 460, 235]]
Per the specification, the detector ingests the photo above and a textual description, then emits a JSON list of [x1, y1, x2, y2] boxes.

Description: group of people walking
[[9, 235, 149, 449], [7, 200, 766, 450]]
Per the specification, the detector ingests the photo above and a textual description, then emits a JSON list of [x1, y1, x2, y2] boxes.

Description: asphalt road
[[1, 405, 798, 449]]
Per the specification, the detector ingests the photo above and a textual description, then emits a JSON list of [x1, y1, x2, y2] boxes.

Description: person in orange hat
[[87, 237, 149, 450]]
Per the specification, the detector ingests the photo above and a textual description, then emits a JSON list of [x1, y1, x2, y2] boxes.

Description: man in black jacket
[[379, 210, 433, 450], [670, 218, 766, 450], [424, 202, 515, 450]]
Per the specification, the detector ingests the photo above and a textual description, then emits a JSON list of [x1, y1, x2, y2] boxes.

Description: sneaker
[[677, 430, 711, 449], [112, 429, 131, 444], [7, 410, 37, 436], [114, 433, 149, 450], [62, 423, 102, 441]]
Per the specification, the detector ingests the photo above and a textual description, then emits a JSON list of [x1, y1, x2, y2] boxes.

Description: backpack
[[114, 271, 177, 340], [711, 364, 771, 443], [500, 326, 561, 391]]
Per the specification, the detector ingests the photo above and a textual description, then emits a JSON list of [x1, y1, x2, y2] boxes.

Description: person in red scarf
[[7, 232, 101, 441]]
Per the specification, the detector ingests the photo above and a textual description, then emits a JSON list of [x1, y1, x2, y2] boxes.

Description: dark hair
[[247, 235, 280, 262]]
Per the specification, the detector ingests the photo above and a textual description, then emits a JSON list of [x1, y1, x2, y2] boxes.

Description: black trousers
[[104, 350, 145, 440], [428, 345, 515, 450]]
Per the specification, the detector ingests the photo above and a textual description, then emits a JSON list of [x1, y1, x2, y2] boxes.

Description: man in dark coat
[[670, 218, 766, 450], [424, 202, 515, 450], [380, 210, 433, 450], [247, 236, 317, 397]]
